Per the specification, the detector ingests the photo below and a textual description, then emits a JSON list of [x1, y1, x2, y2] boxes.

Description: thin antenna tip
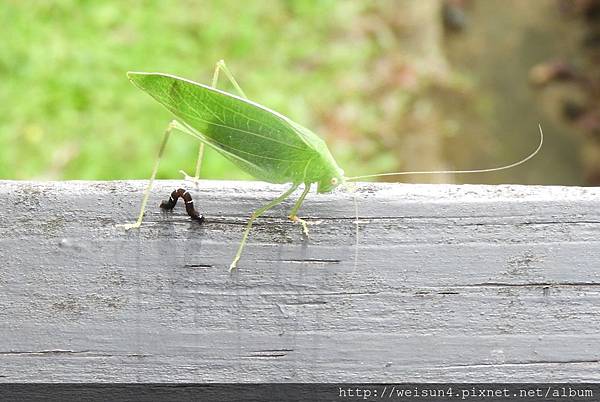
[[346, 124, 544, 182]]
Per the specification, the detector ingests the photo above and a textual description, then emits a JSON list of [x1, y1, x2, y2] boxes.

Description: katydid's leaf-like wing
[[127, 72, 326, 184]]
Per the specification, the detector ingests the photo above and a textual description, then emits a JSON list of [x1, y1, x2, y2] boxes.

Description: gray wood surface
[[1, 179, 599, 382]]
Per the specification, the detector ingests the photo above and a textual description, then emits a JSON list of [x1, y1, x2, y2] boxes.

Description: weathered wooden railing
[[0, 180, 599, 381]]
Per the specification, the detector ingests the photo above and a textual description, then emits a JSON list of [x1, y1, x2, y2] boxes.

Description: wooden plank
[[0, 179, 599, 382]]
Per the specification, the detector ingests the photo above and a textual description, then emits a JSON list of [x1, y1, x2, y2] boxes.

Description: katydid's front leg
[[117, 120, 177, 230], [288, 183, 311, 236], [181, 60, 249, 183], [230, 184, 299, 271]]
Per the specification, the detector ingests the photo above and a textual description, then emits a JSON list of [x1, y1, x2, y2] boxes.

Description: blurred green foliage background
[[0, 0, 592, 184]]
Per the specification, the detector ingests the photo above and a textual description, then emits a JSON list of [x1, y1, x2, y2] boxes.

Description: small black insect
[[160, 188, 205, 223]]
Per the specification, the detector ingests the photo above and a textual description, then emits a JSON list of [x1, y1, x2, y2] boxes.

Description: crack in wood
[[183, 264, 213, 268], [253, 349, 294, 352], [0, 350, 152, 358], [0, 350, 91, 356], [220, 216, 600, 223], [259, 258, 341, 264], [456, 282, 600, 288], [439, 359, 600, 369], [244, 349, 293, 359]]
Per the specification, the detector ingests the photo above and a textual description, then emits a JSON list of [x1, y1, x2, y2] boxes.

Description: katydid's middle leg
[[288, 183, 311, 236], [181, 60, 248, 183], [230, 184, 299, 271]]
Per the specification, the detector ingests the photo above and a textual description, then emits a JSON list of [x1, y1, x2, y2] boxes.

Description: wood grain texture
[[0, 179, 599, 382]]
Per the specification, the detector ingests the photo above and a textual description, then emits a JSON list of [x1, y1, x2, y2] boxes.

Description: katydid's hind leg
[[229, 184, 299, 272], [288, 184, 311, 237], [117, 120, 176, 230], [183, 60, 249, 183]]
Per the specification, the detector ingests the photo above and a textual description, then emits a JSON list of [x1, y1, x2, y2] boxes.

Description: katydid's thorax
[[285, 120, 344, 192]]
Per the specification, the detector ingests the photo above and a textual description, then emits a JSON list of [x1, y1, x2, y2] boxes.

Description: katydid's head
[[317, 168, 345, 193]]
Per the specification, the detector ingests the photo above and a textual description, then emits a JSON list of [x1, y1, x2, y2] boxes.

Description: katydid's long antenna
[[346, 124, 544, 182]]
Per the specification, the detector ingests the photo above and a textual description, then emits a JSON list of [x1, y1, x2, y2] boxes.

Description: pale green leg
[[180, 60, 248, 182], [211, 59, 248, 98], [117, 120, 177, 230], [230, 184, 299, 271], [288, 183, 311, 236]]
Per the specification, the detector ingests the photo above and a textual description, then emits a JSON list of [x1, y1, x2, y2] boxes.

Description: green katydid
[[119, 60, 543, 271]]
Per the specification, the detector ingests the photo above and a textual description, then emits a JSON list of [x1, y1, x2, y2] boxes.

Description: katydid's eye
[[331, 177, 338, 186]]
